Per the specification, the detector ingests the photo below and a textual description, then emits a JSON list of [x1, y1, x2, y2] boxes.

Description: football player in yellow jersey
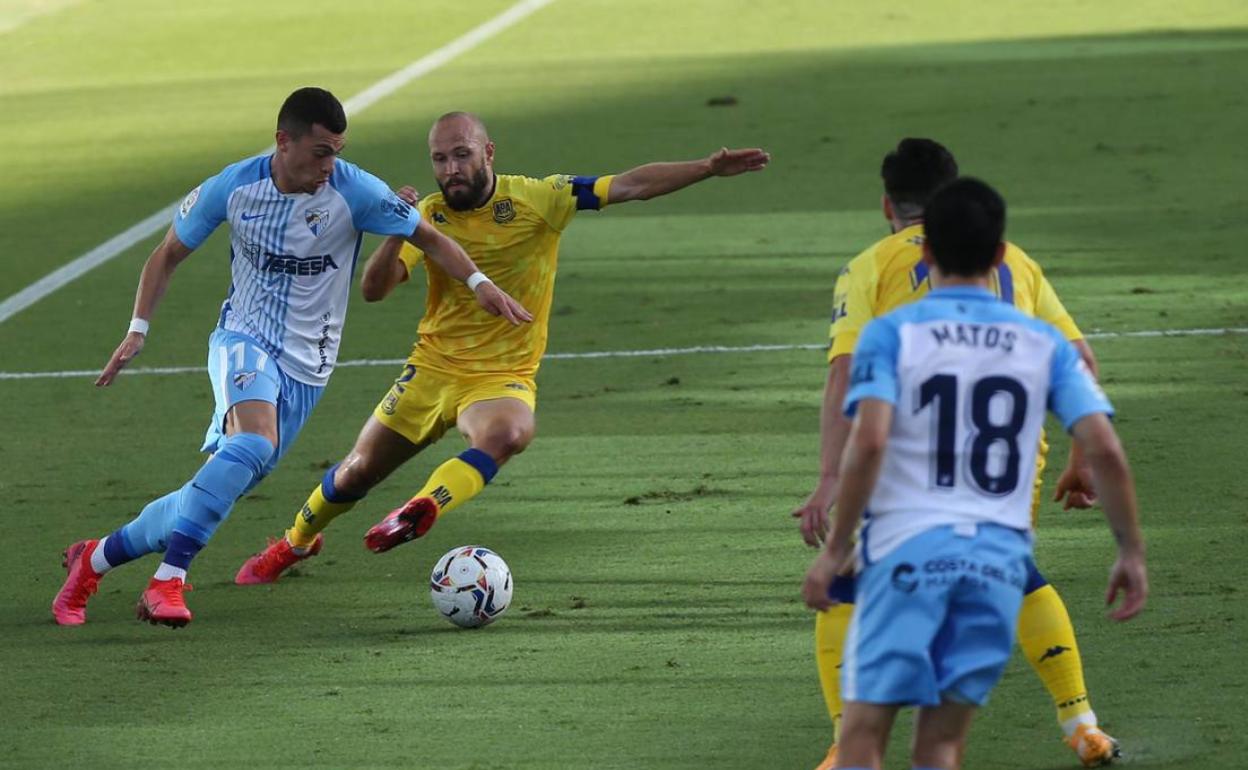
[[793, 139, 1120, 769], [235, 112, 769, 577]]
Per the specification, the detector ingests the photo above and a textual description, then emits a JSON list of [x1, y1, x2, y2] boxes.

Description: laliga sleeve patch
[[179, 185, 201, 218]]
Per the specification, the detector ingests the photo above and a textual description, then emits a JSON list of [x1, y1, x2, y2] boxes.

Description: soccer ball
[[429, 545, 513, 628]]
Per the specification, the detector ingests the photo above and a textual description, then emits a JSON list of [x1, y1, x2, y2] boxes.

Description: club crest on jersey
[[305, 208, 330, 236], [432, 211, 448, 224], [493, 199, 516, 224], [233, 371, 257, 391]]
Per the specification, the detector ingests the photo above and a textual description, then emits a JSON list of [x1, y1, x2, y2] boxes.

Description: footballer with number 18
[[802, 178, 1147, 770]]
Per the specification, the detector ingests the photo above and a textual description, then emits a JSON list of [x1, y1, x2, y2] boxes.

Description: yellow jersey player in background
[[235, 112, 769, 577], [791, 139, 1120, 769]]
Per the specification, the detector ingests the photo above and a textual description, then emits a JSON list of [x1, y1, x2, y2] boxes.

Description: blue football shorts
[[200, 328, 323, 479], [842, 522, 1031, 707]]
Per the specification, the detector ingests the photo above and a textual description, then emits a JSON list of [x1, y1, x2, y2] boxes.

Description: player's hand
[[1054, 462, 1098, 510], [1105, 550, 1148, 621], [395, 186, 420, 206], [791, 479, 838, 547], [475, 282, 533, 325], [707, 147, 771, 177], [95, 332, 146, 387], [802, 545, 850, 611]]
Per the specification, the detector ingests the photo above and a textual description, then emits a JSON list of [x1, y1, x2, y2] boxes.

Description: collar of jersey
[[927, 285, 996, 301]]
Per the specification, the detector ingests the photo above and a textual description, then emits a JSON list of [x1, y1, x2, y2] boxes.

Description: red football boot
[[52, 539, 103, 626], [136, 577, 193, 628], [234, 534, 324, 585], [364, 497, 439, 553]]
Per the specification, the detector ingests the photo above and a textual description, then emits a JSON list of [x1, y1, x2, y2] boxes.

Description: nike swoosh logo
[[240, 213, 265, 221]]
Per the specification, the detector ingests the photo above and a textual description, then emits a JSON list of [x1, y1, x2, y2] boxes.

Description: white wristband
[[128, 317, 150, 336], [466, 271, 492, 291]]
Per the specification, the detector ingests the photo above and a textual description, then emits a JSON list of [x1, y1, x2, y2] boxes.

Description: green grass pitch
[[1, 1, 1247, 768]]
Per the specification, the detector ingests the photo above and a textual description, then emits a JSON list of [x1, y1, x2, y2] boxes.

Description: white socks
[[90, 537, 114, 575], [153, 563, 188, 582]]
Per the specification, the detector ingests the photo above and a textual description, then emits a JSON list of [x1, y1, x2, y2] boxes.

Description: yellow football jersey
[[399, 173, 613, 378], [828, 224, 1081, 361]]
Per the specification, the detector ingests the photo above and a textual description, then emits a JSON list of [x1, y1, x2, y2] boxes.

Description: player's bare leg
[[911, 702, 976, 770], [236, 416, 421, 584], [835, 702, 898, 770], [365, 398, 534, 552]]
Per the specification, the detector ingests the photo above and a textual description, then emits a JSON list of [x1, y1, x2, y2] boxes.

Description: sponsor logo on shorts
[[493, 199, 516, 224], [891, 563, 918, 593], [233, 371, 257, 391], [919, 557, 1026, 591], [503, 382, 529, 391]]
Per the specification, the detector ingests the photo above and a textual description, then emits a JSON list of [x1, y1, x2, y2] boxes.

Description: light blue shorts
[[842, 523, 1030, 707], [200, 328, 324, 479]]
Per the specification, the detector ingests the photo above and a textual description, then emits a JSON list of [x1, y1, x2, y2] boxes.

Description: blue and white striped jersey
[[844, 286, 1112, 562], [174, 156, 420, 385]]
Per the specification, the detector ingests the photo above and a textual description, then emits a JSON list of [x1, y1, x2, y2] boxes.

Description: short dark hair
[[277, 87, 347, 138], [880, 138, 958, 211], [924, 177, 1006, 278]]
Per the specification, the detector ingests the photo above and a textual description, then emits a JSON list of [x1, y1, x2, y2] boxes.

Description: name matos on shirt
[[843, 287, 1112, 563], [174, 155, 420, 386]]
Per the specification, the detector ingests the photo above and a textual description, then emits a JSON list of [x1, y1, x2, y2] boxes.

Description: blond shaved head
[[429, 111, 490, 147]]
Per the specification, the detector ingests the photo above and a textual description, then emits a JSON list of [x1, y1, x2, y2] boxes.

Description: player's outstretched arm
[[1054, 338, 1104, 510], [802, 399, 893, 610], [1070, 412, 1148, 621], [791, 355, 854, 546], [606, 147, 770, 204], [96, 227, 194, 387], [406, 219, 533, 326]]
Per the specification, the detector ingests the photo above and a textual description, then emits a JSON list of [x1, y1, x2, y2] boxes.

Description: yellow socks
[[414, 448, 499, 517], [815, 603, 853, 743], [287, 464, 363, 549], [1017, 583, 1097, 735]]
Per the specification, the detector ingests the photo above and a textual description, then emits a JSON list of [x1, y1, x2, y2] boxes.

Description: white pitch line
[[0, 0, 556, 326], [1, 327, 1244, 382]]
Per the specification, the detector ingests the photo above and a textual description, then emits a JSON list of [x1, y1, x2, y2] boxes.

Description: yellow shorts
[[373, 364, 537, 448]]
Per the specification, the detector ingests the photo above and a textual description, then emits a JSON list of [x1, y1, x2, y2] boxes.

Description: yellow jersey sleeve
[[398, 241, 422, 275], [828, 250, 878, 361], [528, 174, 614, 232], [1035, 274, 1082, 341]]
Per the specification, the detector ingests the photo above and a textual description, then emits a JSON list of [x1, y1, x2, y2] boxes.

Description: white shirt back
[[843, 288, 1112, 562]]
